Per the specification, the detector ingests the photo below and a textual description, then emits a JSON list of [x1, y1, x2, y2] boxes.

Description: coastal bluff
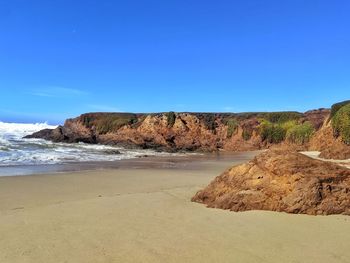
[[192, 150, 350, 215], [26, 110, 329, 151], [26, 100, 350, 159]]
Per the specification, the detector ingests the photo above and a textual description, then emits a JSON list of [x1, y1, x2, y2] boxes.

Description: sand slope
[[0, 155, 350, 263]]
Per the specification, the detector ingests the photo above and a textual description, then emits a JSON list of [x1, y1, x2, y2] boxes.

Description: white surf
[[0, 121, 179, 166]]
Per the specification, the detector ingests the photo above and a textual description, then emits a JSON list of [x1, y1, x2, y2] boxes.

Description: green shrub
[[80, 113, 139, 134], [166, 111, 176, 127], [281, 120, 298, 131], [330, 100, 350, 119], [264, 112, 302, 124], [332, 104, 350, 145], [286, 122, 315, 144], [259, 121, 286, 143], [82, 115, 92, 126], [96, 116, 136, 134], [202, 114, 218, 133], [226, 118, 238, 138], [242, 129, 252, 141]]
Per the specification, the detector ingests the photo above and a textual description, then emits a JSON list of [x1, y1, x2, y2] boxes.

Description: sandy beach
[[1, 152, 350, 263]]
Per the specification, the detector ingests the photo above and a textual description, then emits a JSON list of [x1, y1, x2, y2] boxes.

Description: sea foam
[[0, 121, 179, 166]]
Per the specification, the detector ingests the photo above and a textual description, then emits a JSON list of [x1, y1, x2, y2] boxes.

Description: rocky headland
[[26, 100, 350, 160]]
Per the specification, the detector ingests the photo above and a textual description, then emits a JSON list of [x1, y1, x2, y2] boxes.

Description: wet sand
[[0, 152, 350, 263]]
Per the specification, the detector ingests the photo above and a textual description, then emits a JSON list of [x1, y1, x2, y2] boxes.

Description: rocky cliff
[[25, 110, 328, 150], [192, 149, 350, 215], [26, 100, 350, 158], [309, 101, 350, 160], [309, 120, 350, 160]]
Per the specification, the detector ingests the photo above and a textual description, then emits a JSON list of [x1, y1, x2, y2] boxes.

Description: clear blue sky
[[0, 0, 349, 124]]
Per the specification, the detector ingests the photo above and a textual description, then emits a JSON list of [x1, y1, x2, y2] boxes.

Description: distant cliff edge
[[26, 100, 350, 160]]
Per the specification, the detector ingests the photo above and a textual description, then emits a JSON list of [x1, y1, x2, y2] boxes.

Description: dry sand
[[302, 151, 350, 169], [0, 153, 350, 263]]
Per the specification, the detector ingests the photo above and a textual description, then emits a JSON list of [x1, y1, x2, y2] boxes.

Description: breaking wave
[[0, 121, 179, 166]]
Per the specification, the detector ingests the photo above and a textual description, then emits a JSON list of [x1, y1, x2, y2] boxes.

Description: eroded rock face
[[302, 108, 330, 130], [24, 108, 336, 153], [26, 112, 269, 151], [25, 121, 96, 143], [97, 113, 225, 151], [192, 150, 350, 215], [309, 120, 350, 160]]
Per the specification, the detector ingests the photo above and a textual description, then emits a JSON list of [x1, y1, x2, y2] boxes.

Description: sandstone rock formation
[[192, 150, 350, 215], [27, 121, 96, 143], [301, 108, 330, 130], [25, 110, 329, 152], [309, 112, 350, 160], [25, 101, 350, 157]]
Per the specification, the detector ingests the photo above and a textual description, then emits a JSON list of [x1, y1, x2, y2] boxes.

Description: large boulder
[[192, 150, 350, 215]]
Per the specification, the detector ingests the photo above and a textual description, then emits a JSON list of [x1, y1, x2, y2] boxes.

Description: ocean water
[[0, 121, 180, 167]]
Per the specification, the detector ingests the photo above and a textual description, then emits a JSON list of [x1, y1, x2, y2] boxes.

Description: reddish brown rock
[[319, 145, 350, 160], [302, 108, 330, 130], [23, 105, 336, 153], [26, 122, 96, 143], [26, 112, 268, 151], [192, 150, 350, 215], [309, 119, 350, 160]]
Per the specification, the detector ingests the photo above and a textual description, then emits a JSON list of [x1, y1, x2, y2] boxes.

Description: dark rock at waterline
[[137, 155, 150, 158], [24, 128, 54, 140], [25, 125, 97, 144]]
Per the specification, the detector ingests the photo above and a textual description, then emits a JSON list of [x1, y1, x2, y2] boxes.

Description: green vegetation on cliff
[[242, 127, 253, 141], [259, 121, 286, 144], [258, 117, 314, 145], [201, 114, 218, 133], [238, 112, 302, 142], [263, 112, 302, 124], [224, 118, 238, 138], [166, 112, 176, 127], [330, 100, 350, 119], [286, 122, 315, 144], [332, 104, 350, 145], [81, 113, 139, 134]]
